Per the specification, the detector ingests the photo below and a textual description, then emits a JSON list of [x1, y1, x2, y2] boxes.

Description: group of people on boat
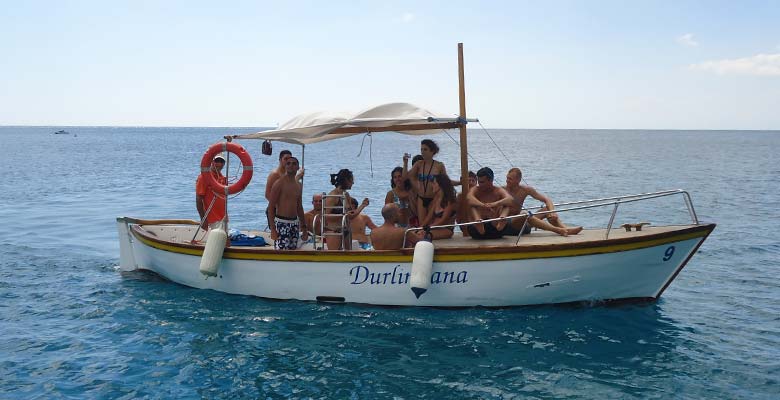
[[196, 139, 581, 251]]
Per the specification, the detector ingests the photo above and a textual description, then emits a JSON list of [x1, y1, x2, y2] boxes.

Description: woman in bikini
[[324, 169, 368, 250], [419, 174, 458, 240], [407, 139, 457, 220], [384, 167, 412, 227]]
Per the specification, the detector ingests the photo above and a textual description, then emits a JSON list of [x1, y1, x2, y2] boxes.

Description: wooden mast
[[457, 43, 469, 190]]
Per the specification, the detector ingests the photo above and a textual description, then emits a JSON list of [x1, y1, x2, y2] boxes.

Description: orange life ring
[[200, 142, 253, 195]]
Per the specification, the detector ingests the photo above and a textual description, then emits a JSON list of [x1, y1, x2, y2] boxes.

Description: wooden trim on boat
[[130, 223, 715, 263], [119, 217, 200, 225], [329, 122, 461, 134]]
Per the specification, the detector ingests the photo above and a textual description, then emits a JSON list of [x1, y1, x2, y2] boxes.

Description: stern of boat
[[117, 217, 139, 271]]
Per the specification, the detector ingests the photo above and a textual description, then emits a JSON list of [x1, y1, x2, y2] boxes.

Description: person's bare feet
[[567, 226, 583, 235], [555, 227, 569, 237], [474, 220, 486, 235]]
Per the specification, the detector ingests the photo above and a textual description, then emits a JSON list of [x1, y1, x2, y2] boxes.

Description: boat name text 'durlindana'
[[349, 265, 469, 286]]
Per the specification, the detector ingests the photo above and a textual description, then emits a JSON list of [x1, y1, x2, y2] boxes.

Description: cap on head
[[213, 154, 225, 163]]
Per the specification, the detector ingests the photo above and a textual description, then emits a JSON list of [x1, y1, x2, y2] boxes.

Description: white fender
[[410, 240, 434, 298], [199, 228, 227, 277]]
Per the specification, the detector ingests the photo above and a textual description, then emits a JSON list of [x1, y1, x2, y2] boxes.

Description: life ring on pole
[[200, 142, 253, 195]]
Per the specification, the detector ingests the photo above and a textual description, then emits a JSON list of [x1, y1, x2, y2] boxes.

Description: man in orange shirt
[[196, 154, 228, 230]]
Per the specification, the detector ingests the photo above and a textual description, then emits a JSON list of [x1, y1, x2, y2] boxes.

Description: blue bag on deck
[[228, 229, 268, 247]]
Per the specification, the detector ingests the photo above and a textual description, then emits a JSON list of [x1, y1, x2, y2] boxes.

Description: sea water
[[0, 127, 778, 399]]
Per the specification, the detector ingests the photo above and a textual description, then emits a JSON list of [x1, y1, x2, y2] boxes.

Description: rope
[[441, 129, 482, 168], [369, 133, 374, 178], [190, 195, 217, 243], [474, 121, 533, 186], [477, 120, 515, 170], [356, 133, 374, 178]]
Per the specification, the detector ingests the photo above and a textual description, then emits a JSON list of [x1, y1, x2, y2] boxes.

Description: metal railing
[[399, 189, 699, 247], [316, 192, 351, 250]]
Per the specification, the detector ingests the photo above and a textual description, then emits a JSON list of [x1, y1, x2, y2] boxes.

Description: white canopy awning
[[232, 102, 474, 145]]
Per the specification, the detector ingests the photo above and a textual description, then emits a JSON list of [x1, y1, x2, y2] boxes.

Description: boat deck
[[137, 223, 699, 251]]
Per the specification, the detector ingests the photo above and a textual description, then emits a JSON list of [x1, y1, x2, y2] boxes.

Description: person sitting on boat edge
[[324, 169, 368, 250], [268, 156, 309, 250], [348, 197, 377, 250], [410, 173, 457, 243], [504, 167, 583, 237], [466, 167, 517, 239], [456, 170, 477, 237], [304, 193, 324, 239], [403, 153, 424, 227], [384, 166, 412, 227], [195, 154, 228, 231], [370, 204, 408, 250]]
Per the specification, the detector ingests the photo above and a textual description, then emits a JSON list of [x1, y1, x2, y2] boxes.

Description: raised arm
[[406, 161, 420, 188], [365, 215, 378, 230]]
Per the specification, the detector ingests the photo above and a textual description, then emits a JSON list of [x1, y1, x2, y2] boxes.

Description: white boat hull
[[117, 219, 714, 307]]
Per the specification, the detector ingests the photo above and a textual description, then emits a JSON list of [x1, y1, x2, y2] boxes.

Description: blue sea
[[1, 126, 778, 399]]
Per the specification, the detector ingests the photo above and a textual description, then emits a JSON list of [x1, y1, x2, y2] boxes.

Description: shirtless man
[[503, 167, 582, 236], [265, 150, 292, 228], [348, 197, 378, 250], [265, 150, 292, 201], [466, 167, 516, 239], [268, 157, 309, 249], [371, 204, 408, 250], [456, 171, 477, 237], [303, 193, 324, 237]]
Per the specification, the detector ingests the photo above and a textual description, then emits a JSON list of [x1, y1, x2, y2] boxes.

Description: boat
[[54, 130, 70, 134], [116, 44, 715, 307]]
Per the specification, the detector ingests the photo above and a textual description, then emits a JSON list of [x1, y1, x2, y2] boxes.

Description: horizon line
[[1, 124, 779, 132]]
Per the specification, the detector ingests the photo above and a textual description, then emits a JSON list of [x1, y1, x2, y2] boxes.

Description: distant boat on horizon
[[54, 130, 70, 135]]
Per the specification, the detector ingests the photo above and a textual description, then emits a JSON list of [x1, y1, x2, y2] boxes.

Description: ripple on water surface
[[1, 127, 779, 398]]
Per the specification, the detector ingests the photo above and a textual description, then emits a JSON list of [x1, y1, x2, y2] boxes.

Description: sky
[[1, 0, 779, 129]]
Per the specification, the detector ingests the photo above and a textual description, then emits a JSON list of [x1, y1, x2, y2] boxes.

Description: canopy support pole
[[457, 43, 469, 190], [300, 144, 306, 191]]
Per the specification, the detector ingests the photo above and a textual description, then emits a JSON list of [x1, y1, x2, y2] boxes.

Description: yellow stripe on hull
[[132, 228, 710, 263]]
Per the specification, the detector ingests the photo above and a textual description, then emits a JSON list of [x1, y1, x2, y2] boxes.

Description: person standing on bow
[[407, 139, 459, 220], [195, 154, 228, 231], [268, 157, 309, 250]]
